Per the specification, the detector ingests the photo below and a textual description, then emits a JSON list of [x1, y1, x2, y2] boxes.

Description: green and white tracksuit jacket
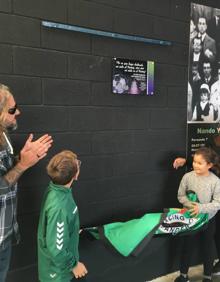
[[38, 182, 80, 282]]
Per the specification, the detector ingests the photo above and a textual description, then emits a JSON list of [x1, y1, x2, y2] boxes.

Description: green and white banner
[[86, 192, 208, 257]]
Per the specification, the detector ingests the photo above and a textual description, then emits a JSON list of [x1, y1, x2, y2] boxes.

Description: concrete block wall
[[0, 0, 218, 280]]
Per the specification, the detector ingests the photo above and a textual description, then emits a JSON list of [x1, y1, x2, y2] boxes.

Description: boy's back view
[[38, 150, 88, 282]]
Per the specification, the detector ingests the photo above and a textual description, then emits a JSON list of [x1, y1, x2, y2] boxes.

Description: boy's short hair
[[47, 150, 79, 185]]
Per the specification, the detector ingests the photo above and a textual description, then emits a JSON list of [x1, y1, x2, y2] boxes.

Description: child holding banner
[[174, 147, 220, 282], [173, 135, 220, 276]]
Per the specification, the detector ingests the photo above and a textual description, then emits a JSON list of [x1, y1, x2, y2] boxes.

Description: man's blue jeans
[[0, 240, 12, 282]]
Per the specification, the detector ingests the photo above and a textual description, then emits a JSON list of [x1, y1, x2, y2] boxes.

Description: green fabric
[[38, 182, 80, 282], [87, 192, 209, 257], [103, 213, 162, 257]]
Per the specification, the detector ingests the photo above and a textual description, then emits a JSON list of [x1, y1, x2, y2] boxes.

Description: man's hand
[[72, 262, 88, 279], [18, 134, 53, 171], [4, 134, 53, 185], [193, 73, 201, 82], [189, 202, 199, 217], [173, 157, 186, 169], [204, 48, 213, 59], [23, 134, 53, 156]]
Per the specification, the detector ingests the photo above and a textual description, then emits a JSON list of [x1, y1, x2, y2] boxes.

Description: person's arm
[[173, 157, 187, 169], [204, 41, 216, 61], [2, 133, 53, 188], [72, 262, 88, 279], [45, 208, 79, 272], [202, 104, 215, 122], [208, 103, 215, 122], [192, 105, 197, 121], [198, 178, 220, 215], [187, 83, 193, 121], [204, 48, 215, 60]]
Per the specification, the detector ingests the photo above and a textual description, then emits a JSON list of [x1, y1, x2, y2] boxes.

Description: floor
[[149, 264, 220, 282]]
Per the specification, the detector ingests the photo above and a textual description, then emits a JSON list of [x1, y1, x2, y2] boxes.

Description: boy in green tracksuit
[[37, 150, 88, 282]]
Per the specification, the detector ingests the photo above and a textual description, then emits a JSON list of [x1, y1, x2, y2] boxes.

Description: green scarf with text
[[86, 191, 209, 257]]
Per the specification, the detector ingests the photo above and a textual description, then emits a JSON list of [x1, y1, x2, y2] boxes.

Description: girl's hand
[[189, 202, 199, 217]]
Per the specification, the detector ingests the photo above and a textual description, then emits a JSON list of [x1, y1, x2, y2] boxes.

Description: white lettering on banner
[[158, 213, 199, 235], [164, 214, 195, 224]]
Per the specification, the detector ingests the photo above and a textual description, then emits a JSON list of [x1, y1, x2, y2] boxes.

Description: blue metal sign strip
[[42, 20, 172, 46]]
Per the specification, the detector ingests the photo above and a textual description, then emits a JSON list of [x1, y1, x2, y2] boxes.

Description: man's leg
[[0, 241, 12, 282]]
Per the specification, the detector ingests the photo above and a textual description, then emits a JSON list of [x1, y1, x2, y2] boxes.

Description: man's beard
[[6, 122, 17, 131]]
